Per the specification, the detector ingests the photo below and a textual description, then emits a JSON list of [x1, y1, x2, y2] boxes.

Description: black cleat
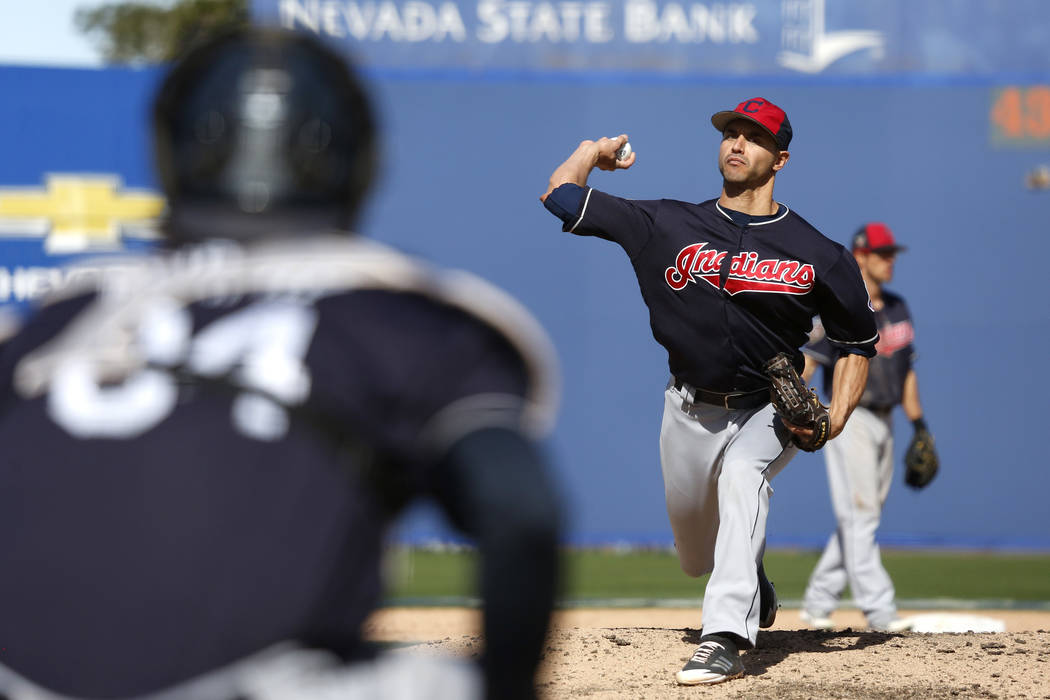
[[676, 634, 745, 685], [758, 562, 778, 629]]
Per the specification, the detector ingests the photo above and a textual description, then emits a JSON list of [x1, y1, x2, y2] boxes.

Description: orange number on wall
[[1025, 86, 1050, 139], [991, 87, 1024, 139]]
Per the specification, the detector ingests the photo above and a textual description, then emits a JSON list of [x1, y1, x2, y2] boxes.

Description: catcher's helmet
[[152, 28, 377, 242]]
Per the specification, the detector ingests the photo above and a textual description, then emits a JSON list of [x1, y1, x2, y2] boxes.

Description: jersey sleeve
[[814, 248, 879, 358], [543, 183, 659, 259], [802, 328, 835, 366]]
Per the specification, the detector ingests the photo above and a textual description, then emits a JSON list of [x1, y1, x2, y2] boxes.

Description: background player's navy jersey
[[0, 236, 558, 698], [545, 185, 878, 391], [806, 290, 915, 409]]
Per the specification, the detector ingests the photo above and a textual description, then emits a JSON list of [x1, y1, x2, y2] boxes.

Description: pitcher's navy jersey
[[0, 236, 558, 697], [806, 290, 915, 409], [544, 184, 878, 391]]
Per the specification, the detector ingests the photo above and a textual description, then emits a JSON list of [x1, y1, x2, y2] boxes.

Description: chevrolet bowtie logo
[[0, 175, 165, 253]]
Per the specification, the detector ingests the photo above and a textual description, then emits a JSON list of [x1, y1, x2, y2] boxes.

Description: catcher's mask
[[152, 27, 378, 243]]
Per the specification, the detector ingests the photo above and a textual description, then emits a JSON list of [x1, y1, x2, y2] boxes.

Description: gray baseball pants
[[802, 406, 898, 628], [659, 383, 796, 647]]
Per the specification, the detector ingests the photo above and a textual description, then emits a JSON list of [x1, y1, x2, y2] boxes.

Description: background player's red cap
[[710, 97, 793, 150], [852, 222, 907, 254]]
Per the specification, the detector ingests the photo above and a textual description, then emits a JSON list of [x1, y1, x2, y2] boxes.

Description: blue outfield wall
[[367, 74, 1050, 551], [1, 62, 1049, 550]]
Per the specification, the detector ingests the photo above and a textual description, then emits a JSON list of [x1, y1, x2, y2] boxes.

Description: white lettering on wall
[[281, 0, 468, 42], [0, 265, 135, 303], [477, 1, 612, 43], [278, 0, 757, 45], [0, 267, 65, 303], [625, 1, 758, 43]]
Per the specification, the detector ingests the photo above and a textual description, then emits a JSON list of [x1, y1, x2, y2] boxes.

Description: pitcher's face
[[718, 119, 786, 186]]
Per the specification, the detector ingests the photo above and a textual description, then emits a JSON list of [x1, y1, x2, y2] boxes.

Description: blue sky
[[0, 0, 108, 66]]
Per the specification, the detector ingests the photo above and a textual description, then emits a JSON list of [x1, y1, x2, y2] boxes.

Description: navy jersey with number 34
[[0, 236, 558, 697]]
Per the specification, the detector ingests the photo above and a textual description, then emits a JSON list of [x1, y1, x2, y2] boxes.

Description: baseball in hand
[[615, 141, 632, 161]]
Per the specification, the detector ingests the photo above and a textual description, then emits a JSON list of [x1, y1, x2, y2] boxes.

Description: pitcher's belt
[[672, 378, 769, 410]]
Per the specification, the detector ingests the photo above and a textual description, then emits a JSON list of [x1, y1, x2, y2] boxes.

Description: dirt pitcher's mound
[[366, 607, 1050, 699]]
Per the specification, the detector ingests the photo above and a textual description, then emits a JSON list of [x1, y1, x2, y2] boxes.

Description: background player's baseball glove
[[904, 419, 939, 489], [763, 352, 830, 452]]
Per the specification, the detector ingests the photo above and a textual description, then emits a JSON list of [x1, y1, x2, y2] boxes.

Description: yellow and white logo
[[0, 174, 165, 253]]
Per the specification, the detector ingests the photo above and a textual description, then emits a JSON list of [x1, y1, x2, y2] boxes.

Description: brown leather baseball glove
[[763, 352, 830, 452]]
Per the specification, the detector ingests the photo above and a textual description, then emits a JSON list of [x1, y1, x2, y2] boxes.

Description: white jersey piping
[[568, 187, 594, 233], [714, 201, 791, 225]]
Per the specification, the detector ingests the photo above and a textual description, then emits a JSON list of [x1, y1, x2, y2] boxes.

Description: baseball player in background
[[800, 223, 937, 633], [0, 29, 562, 700], [540, 98, 879, 685]]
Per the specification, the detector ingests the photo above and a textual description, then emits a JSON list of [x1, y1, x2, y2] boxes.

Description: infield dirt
[[365, 607, 1050, 698]]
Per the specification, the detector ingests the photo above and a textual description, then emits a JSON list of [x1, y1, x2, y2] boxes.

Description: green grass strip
[[382, 547, 1050, 606]]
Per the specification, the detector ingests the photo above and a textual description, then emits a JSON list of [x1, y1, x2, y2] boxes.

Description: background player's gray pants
[[659, 384, 796, 647], [802, 406, 898, 628]]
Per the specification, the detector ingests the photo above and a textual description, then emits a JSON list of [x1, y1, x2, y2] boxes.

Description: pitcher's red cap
[[852, 222, 906, 254], [711, 97, 792, 150]]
